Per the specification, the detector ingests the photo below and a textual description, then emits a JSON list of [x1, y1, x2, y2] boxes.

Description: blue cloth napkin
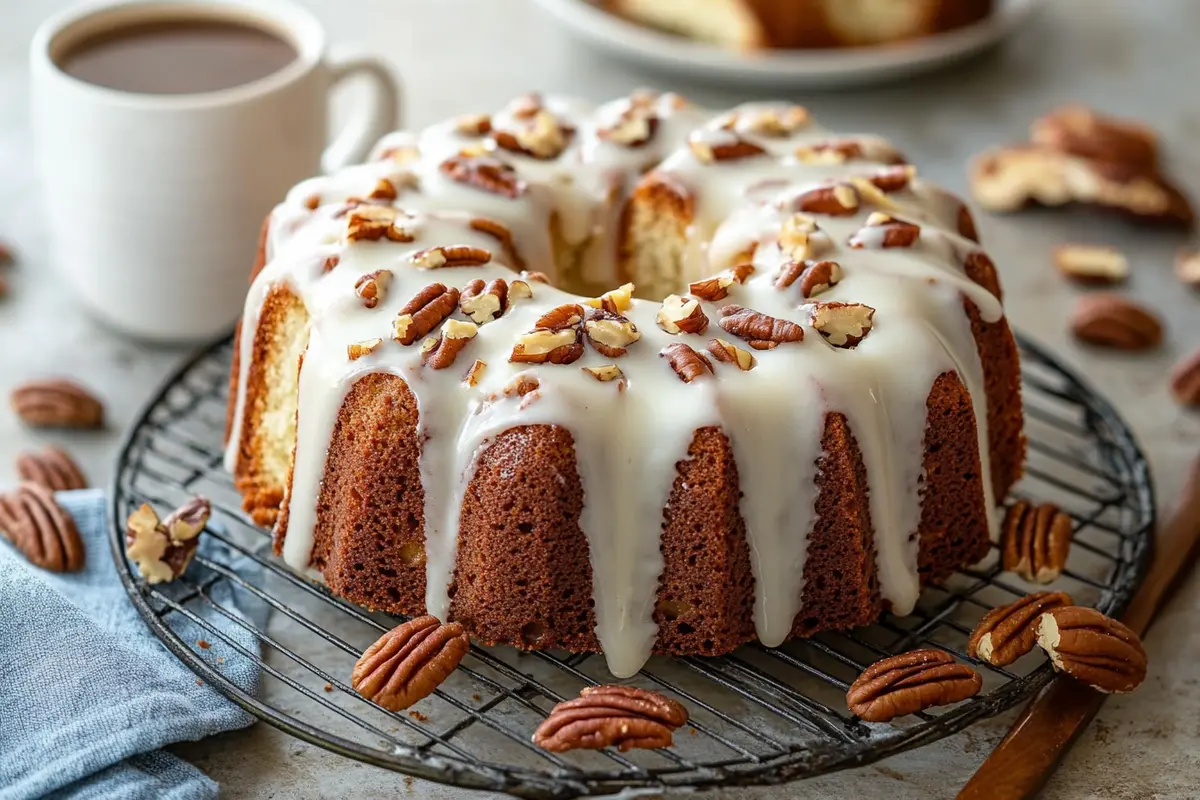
[[0, 489, 267, 800]]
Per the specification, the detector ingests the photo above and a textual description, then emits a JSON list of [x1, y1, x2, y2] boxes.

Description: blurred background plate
[[531, 0, 1039, 89]]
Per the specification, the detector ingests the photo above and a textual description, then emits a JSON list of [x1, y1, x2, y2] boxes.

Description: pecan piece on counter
[[1053, 244, 1128, 285], [354, 269, 393, 309], [0, 482, 85, 572], [706, 338, 756, 371], [661, 342, 712, 383], [124, 498, 209, 584], [1000, 500, 1073, 584], [533, 684, 689, 753], [718, 305, 804, 350], [656, 295, 709, 335], [1170, 347, 1200, 407], [1031, 105, 1159, 172], [846, 649, 982, 723], [352, 615, 471, 711], [967, 591, 1073, 666], [440, 152, 527, 199], [421, 320, 478, 370], [584, 310, 640, 357], [848, 213, 921, 249], [810, 302, 875, 349], [15, 445, 88, 491], [410, 244, 492, 269], [10, 378, 105, 429], [459, 278, 509, 324], [1069, 293, 1162, 350], [393, 284, 461, 346], [1036, 606, 1147, 693]]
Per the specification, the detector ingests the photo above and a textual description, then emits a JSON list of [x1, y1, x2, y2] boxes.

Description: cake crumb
[[217, 656, 224, 664], [195, 679, 203, 687], [197, 639, 211, 649], [323, 683, 334, 693], [471, 693, 482, 702], [408, 710, 429, 722], [404, 775, 415, 790]]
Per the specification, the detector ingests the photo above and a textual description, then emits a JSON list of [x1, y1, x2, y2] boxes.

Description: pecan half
[[354, 270, 393, 308], [352, 615, 470, 711], [1053, 244, 1128, 285], [1000, 500, 1073, 584], [718, 305, 804, 350], [794, 184, 859, 216], [957, 203, 980, 242], [1069, 293, 1162, 350], [15, 445, 88, 491], [846, 649, 982, 723], [10, 379, 104, 429], [706, 338, 756, 371], [688, 132, 767, 164], [967, 591, 1073, 666], [124, 500, 204, 584], [661, 342, 712, 383], [1036, 606, 1147, 693], [848, 213, 921, 249], [536, 303, 584, 330], [533, 685, 689, 753], [0, 482, 85, 572], [411, 244, 492, 269], [689, 275, 734, 302], [511, 307, 584, 365], [440, 153, 526, 199], [394, 284, 461, 346], [460, 278, 509, 324], [422, 320, 478, 369], [347, 338, 383, 361], [584, 283, 635, 314], [777, 260, 843, 298], [1170, 347, 1200, 407], [657, 295, 709, 335], [584, 310, 640, 357], [346, 205, 415, 243], [810, 302, 876, 349], [1175, 250, 1200, 289]]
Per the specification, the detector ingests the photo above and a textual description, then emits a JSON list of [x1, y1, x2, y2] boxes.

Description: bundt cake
[[226, 92, 1025, 678], [602, 0, 994, 51]]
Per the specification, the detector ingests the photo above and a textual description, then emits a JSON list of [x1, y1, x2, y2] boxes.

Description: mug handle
[[321, 53, 401, 174]]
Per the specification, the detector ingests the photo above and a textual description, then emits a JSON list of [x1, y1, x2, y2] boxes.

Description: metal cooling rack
[[109, 332, 1154, 798]]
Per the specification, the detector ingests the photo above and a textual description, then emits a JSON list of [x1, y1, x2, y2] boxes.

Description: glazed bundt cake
[[602, 0, 994, 51], [226, 92, 1025, 678]]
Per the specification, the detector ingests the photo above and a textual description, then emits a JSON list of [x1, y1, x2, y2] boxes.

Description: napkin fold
[[0, 489, 267, 800]]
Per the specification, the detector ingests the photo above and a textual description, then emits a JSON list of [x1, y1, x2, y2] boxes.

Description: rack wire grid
[[109, 332, 1154, 799]]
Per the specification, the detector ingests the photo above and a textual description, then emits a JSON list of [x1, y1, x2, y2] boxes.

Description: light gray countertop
[[2, 0, 1199, 797]]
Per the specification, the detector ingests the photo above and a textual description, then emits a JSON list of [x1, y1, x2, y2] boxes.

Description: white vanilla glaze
[[226, 94, 1010, 677]]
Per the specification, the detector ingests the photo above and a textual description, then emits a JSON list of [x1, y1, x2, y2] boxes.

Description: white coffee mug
[[30, 0, 400, 342]]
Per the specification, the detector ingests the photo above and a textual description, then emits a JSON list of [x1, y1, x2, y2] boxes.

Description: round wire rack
[[110, 332, 1154, 799]]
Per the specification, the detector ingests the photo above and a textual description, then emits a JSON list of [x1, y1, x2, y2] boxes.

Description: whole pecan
[[124, 498, 208, 584], [661, 342, 712, 383], [15, 445, 88, 491], [0, 482, 85, 572], [440, 153, 526, 199], [352, 615, 470, 711], [10, 379, 104, 429], [1070, 294, 1162, 350], [421, 320, 478, 369], [459, 278, 509, 324], [718, 305, 803, 349], [1036, 606, 1147, 693], [393, 284, 461, 346], [967, 591, 1073, 666], [1000, 500, 1072, 584], [846, 649, 982, 723], [1170, 346, 1200, 407], [533, 685, 689, 752]]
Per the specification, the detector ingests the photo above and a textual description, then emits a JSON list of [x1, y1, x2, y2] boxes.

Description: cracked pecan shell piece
[[968, 591, 1073, 666], [1036, 606, 1147, 693], [352, 615, 470, 711], [0, 482, 85, 572], [533, 685, 689, 752], [15, 445, 88, 491], [847, 649, 982, 723]]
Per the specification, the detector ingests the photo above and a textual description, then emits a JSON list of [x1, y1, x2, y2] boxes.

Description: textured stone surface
[[2, 0, 1199, 797]]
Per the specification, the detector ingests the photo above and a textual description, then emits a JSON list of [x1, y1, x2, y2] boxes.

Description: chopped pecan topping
[[598, 103, 658, 147], [1000, 500, 1073, 583], [846, 649, 982, 722], [422, 320, 478, 369], [321, 255, 340, 273], [794, 184, 859, 216], [1, 482, 84, 572], [1053, 244, 1129, 285], [584, 310, 640, 357], [440, 153, 526, 199], [795, 138, 905, 166], [727, 264, 755, 284], [778, 213, 818, 260], [536, 303, 585, 330], [520, 270, 551, 285], [354, 269, 393, 308], [718, 305, 803, 349], [584, 282, 635, 314], [410, 244, 492, 269], [688, 131, 767, 164], [346, 205, 415, 243], [460, 278, 509, 324], [347, 338, 383, 360], [469, 217, 526, 270], [10, 379, 104, 429], [848, 213, 921, 249], [957, 203, 980, 242], [582, 364, 625, 383], [124, 498, 208, 584], [688, 275, 734, 302], [462, 358, 487, 387], [303, 193, 320, 210], [706, 338, 756, 371], [352, 615, 470, 711], [657, 294, 709, 335], [1037, 606, 1147, 694], [393, 283, 461, 346], [508, 279, 533, 301], [730, 105, 810, 137], [510, 328, 583, 365], [849, 176, 902, 211], [1069, 293, 1162, 350], [368, 178, 399, 201], [968, 591, 1073, 666], [493, 109, 573, 159], [533, 685, 689, 753], [810, 302, 875, 348], [778, 260, 843, 298], [15, 445, 88, 492], [455, 113, 492, 136], [866, 164, 917, 193], [661, 342, 712, 383]]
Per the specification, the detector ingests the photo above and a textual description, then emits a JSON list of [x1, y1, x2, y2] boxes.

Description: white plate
[[531, 0, 1039, 89]]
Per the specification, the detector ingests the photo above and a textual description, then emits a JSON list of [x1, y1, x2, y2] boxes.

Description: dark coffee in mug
[[57, 18, 296, 95]]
